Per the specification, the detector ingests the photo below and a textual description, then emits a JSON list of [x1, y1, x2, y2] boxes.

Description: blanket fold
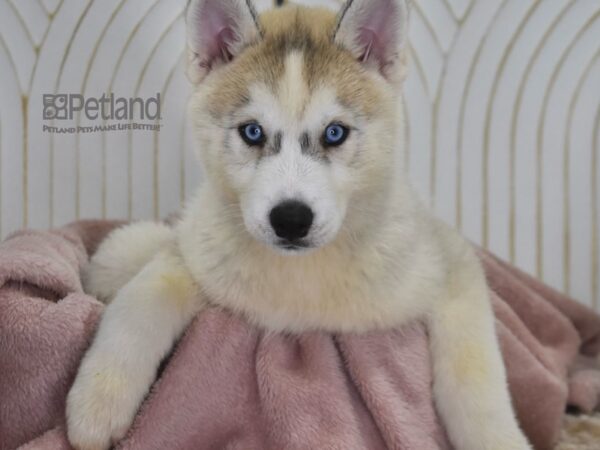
[[1, 221, 599, 450]]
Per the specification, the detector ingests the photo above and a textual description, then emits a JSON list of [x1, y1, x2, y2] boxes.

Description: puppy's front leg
[[429, 263, 531, 450], [67, 244, 203, 450]]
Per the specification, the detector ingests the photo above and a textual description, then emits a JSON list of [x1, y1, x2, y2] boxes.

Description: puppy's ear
[[186, 0, 261, 83], [333, 0, 409, 81]]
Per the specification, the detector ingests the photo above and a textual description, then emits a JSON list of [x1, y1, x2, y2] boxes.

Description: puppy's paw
[[66, 366, 140, 450]]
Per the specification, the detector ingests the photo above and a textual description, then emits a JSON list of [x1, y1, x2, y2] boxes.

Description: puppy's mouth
[[276, 239, 313, 252]]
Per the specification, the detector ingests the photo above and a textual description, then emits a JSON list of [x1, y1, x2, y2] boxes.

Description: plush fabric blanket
[[1, 221, 600, 450]]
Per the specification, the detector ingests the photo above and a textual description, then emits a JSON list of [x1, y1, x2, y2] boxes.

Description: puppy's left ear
[[186, 0, 262, 84], [333, 0, 409, 82]]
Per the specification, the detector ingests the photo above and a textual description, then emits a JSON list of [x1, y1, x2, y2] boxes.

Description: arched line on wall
[[405, 44, 432, 173], [75, 0, 128, 220], [456, 0, 508, 232], [482, 0, 540, 251], [411, 1, 445, 57], [537, 10, 600, 292], [429, 0, 476, 211], [157, 54, 187, 214], [508, 1, 573, 264], [6, 0, 37, 56], [563, 48, 600, 299], [19, 0, 59, 229], [102, 0, 163, 220], [0, 36, 21, 239], [49, 0, 95, 226], [128, 11, 184, 219], [444, 0, 473, 23]]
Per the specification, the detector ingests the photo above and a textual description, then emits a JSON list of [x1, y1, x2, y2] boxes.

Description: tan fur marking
[[204, 5, 384, 119], [280, 51, 308, 117], [454, 341, 490, 384], [158, 271, 196, 307]]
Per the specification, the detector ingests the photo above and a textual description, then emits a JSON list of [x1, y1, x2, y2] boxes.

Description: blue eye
[[239, 122, 265, 146], [323, 123, 349, 147]]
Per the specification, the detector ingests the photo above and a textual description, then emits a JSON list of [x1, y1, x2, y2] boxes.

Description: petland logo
[[42, 93, 162, 134]]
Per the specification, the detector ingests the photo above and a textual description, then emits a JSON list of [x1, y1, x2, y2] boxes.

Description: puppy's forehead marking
[[205, 6, 382, 120], [242, 83, 344, 163], [279, 51, 309, 118]]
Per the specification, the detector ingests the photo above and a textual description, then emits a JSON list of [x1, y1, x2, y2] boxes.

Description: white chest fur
[[177, 188, 447, 333]]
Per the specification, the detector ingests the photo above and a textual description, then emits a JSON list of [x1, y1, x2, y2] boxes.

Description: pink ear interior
[[192, 1, 241, 68], [188, 0, 244, 69], [349, 0, 403, 69]]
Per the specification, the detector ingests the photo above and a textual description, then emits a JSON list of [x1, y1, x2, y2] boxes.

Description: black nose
[[269, 200, 314, 241]]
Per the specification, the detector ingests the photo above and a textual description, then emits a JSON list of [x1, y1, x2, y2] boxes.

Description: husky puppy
[[66, 1, 531, 449]]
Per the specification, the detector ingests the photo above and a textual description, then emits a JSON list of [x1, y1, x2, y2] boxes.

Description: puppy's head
[[186, 0, 409, 254]]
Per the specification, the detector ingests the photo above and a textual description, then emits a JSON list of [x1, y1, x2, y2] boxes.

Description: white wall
[[0, 0, 599, 309]]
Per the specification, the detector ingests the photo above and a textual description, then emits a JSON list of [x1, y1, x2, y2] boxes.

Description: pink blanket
[[1, 221, 600, 450]]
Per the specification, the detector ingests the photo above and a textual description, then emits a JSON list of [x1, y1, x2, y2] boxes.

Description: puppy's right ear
[[334, 0, 409, 82], [186, 0, 262, 84]]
